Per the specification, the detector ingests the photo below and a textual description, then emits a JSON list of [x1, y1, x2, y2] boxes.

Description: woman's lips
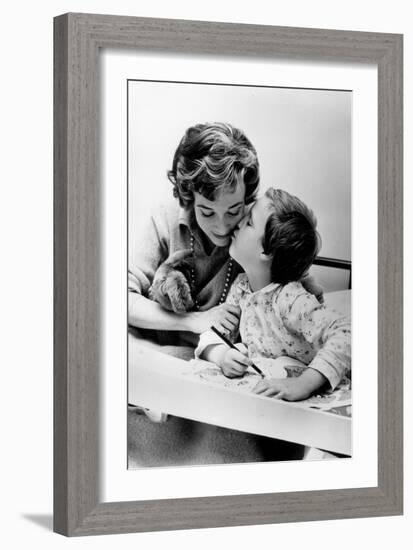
[[211, 232, 230, 239]]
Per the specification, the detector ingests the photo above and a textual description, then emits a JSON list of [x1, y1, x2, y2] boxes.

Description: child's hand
[[252, 377, 312, 401], [253, 369, 327, 401], [220, 343, 251, 378]]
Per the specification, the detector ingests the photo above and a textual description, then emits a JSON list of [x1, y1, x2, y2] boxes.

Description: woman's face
[[193, 181, 246, 247]]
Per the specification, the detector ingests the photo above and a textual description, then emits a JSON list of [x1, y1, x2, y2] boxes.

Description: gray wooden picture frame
[[53, 13, 403, 536]]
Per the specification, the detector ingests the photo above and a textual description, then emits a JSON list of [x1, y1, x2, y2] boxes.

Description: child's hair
[[168, 123, 259, 208], [263, 188, 321, 284]]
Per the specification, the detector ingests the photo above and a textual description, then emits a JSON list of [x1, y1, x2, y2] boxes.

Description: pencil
[[210, 325, 265, 378]]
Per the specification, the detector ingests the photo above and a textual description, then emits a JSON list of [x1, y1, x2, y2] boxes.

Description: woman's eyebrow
[[228, 201, 243, 209]]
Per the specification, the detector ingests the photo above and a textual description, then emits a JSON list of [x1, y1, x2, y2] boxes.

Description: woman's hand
[[190, 303, 241, 334], [220, 343, 251, 378], [301, 274, 324, 303]]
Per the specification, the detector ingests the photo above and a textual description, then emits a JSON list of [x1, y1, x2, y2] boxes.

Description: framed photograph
[[54, 13, 403, 536]]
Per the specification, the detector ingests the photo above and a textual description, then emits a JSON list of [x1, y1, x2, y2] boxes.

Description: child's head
[[230, 188, 320, 284], [168, 123, 260, 247]]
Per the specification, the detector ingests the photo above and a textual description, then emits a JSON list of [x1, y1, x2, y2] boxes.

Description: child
[[195, 188, 351, 401]]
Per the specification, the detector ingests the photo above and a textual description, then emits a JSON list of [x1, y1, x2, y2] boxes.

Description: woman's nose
[[216, 218, 232, 233]]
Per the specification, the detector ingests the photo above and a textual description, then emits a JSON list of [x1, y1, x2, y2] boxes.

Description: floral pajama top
[[196, 274, 351, 390]]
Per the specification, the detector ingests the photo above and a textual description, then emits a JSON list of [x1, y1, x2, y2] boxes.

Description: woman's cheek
[[232, 211, 245, 230], [194, 211, 210, 234]]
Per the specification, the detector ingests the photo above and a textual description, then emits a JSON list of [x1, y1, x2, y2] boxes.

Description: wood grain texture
[[53, 14, 69, 535], [377, 33, 403, 508], [53, 13, 403, 536]]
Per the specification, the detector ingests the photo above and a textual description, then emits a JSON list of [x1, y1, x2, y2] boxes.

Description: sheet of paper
[[182, 356, 352, 418]]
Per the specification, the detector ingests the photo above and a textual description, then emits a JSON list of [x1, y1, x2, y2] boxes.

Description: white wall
[[129, 82, 351, 290], [1, 1, 410, 549]]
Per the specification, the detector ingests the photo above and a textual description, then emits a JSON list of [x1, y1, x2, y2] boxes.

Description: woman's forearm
[[128, 292, 197, 332]]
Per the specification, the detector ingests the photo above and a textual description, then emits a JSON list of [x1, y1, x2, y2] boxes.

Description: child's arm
[[280, 286, 351, 392], [253, 368, 328, 401], [200, 343, 227, 366], [195, 274, 246, 375], [201, 342, 252, 378]]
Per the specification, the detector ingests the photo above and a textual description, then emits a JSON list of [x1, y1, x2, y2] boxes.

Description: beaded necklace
[[189, 233, 233, 311]]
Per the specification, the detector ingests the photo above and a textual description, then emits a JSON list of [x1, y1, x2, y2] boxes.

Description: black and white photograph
[[1, 0, 406, 542], [127, 79, 352, 468]]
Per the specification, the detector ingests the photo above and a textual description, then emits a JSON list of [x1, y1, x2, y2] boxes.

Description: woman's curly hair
[[168, 123, 260, 208]]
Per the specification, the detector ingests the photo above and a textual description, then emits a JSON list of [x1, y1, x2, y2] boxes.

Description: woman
[[128, 122, 260, 354], [128, 122, 305, 466]]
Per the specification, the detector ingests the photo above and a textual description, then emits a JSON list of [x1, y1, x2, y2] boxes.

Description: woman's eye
[[228, 210, 242, 217], [200, 211, 214, 218]]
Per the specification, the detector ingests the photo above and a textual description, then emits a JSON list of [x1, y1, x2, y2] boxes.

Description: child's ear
[[260, 251, 273, 263]]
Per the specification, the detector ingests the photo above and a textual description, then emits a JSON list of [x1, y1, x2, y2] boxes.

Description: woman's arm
[[129, 292, 240, 334], [129, 200, 241, 334], [129, 292, 196, 332], [128, 201, 194, 331]]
